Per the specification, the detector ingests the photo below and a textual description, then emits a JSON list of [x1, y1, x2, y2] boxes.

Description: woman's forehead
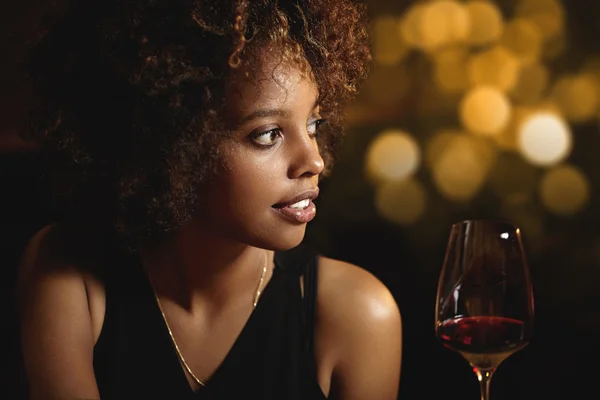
[[226, 52, 318, 114]]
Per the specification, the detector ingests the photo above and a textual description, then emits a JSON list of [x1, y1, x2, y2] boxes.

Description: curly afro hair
[[23, 0, 371, 251]]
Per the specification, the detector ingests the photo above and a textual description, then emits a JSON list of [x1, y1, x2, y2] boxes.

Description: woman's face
[[194, 52, 325, 250]]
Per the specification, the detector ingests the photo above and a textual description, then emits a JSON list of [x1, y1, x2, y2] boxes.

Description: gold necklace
[[150, 251, 269, 387]]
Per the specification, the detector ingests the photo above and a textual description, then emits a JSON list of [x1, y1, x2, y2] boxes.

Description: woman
[[18, 0, 402, 399]]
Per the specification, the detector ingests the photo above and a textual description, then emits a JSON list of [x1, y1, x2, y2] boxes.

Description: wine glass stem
[[475, 368, 494, 400]]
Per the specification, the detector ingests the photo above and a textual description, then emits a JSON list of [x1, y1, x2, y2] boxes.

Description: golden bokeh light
[[372, 15, 409, 66], [465, 1, 504, 46], [432, 47, 470, 94], [400, 1, 471, 52], [494, 106, 535, 151], [399, 3, 427, 49], [510, 62, 550, 104], [418, 0, 471, 51], [581, 58, 600, 115], [425, 129, 462, 171], [539, 164, 590, 215], [375, 178, 427, 226], [517, 111, 572, 166], [500, 18, 543, 65], [550, 74, 599, 123], [432, 134, 495, 201], [460, 86, 512, 136], [515, 0, 565, 41], [467, 46, 521, 92], [365, 130, 421, 185]]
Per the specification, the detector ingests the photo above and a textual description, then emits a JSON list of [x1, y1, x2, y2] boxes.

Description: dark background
[[3, 1, 600, 399]]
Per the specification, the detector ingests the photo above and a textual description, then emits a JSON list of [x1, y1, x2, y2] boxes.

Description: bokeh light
[[432, 47, 470, 94], [517, 111, 572, 166], [550, 74, 599, 123], [515, 0, 565, 41], [494, 106, 534, 151], [467, 46, 521, 91], [500, 18, 543, 65], [399, 3, 427, 49], [465, 1, 504, 46], [510, 62, 550, 104], [432, 134, 496, 201], [425, 129, 462, 171], [539, 164, 590, 215], [365, 130, 421, 185], [460, 86, 512, 136], [375, 178, 427, 225], [372, 15, 408, 66]]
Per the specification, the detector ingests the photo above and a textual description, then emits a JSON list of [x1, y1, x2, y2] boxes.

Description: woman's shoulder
[[19, 222, 108, 344], [315, 256, 402, 398], [18, 222, 105, 398], [317, 256, 400, 319]]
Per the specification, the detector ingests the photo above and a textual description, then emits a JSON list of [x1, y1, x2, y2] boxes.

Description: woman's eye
[[250, 128, 282, 146], [307, 118, 328, 137]]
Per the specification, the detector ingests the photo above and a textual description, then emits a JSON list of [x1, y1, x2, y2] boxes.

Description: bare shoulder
[[317, 256, 401, 324], [19, 223, 104, 399], [316, 256, 402, 400]]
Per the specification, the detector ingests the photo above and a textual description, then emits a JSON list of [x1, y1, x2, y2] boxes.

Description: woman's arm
[[318, 257, 402, 400], [18, 225, 101, 400]]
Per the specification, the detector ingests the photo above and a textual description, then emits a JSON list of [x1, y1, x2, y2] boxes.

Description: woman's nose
[[288, 132, 325, 179]]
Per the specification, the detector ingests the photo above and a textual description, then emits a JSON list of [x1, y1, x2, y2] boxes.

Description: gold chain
[[150, 251, 268, 387]]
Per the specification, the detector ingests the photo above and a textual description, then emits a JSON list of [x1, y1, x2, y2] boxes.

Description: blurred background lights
[[510, 62, 549, 104], [539, 164, 590, 215], [372, 15, 408, 66], [375, 178, 427, 225], [467, 46, 521, 91], [400, 0, 471, 52], [432, 48, 470, 94], [518, 112, 572, 166], [500, 18, 543, 65], [346, 0, 597, 228], [465, 1, 504, 46], [399, 2, 427, 49], [365, 130, 421, 184], [425, 129, 462, 171], [460, 86, 512, 136], [418, 0, 470, 51], [432, 134, 495, 201], [550, 74, 599, 123], [515, 0, 565, 41], [493, 106, 534, 151]]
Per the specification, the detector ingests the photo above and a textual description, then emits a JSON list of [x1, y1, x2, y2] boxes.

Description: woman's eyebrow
[[239, 98, 320, 124], [242, 108, 290, 123]]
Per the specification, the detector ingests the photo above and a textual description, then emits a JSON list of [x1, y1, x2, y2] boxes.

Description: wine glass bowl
[[435, 219, 534, 399]]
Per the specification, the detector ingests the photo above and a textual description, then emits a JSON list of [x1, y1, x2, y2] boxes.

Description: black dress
[[93, 244, 327, 399]]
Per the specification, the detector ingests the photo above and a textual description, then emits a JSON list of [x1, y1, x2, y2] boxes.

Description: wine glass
[[435, 219, 534, 400]]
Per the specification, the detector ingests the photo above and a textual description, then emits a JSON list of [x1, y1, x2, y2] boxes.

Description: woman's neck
[[141, 223, 273, 314]]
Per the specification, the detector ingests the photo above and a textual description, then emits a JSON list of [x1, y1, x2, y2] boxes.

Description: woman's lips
[[272, 200, 317, 223]]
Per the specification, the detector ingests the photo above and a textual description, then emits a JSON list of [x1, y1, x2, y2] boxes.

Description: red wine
[[437, 316, 529, 369]]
